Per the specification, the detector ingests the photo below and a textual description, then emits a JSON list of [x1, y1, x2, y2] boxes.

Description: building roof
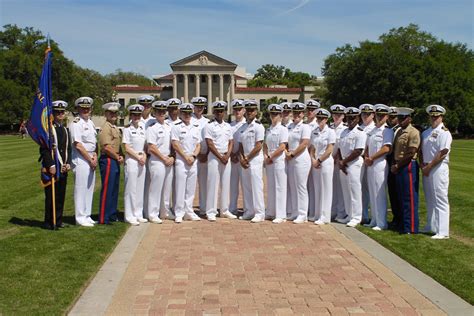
[[114, 86, 162, 92], [155, 74, 173, 80], [171, 50, 237, 67], [236, 87, 302, 93]]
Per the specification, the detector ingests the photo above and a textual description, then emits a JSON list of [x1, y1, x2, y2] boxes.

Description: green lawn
[[0, 136, 128, 315], [358, 139, 474, 304]]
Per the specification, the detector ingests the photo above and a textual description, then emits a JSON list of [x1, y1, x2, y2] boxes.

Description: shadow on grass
[[8, 215, 78, 228]]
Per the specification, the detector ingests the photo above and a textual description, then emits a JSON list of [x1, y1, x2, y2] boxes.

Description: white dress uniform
[[366, 117, 394, 230], [306, 117, 318, 221], [146, 120, 173, 221], [359, 104, 376, 222], [138, 95, 155, 218], [123, 120, 147, 224], [229, 117, 246, 213], [330, 106, 348, 221], [310, 123, 336, 223], [287, 113, 312, 222], [204, 115, 233, 219], [339, 108, 367, 226], [422, 105, 452, 238], [280, 102, 293, 217], [238, 117, 265, 220], [265, 118, 289, 221], [192, 114, 210, 213], [70, 98, 97, 226], [171, 115, 201, 221]]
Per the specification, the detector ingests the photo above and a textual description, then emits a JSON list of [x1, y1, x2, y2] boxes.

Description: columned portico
[[207, 74, 212, 107]]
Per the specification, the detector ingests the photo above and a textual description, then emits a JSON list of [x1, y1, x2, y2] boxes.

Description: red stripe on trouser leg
[[100, 158, 111, 224], [408, 161, 415, 233]]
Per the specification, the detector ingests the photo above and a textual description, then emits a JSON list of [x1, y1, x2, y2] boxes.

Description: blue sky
[[1, 0, 472, 77]]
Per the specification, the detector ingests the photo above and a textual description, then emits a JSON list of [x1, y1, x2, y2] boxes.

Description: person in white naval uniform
[[359, 103, 376, 224], [165, 98, 182, 217], [138, 95, 155, 219], [305, 99, 321, 221], [70, 97, 97, 227], [280, 101, 293, 218], [123, 104, 148, 225], [237, 99, 266, 223], [363, 104, 394, 230], [204, 101, 236, 221], [337, 107, 367, 228], [286, 102, 311, 224], [229, 99, 246, 215], [330, 104, 348, 222], [309, 108, 336, 225], [191, 96, 210, 215], [146, 101, 174, 224], [421, 105, 452, 239], [264, 104, 289, 224], [171, 103, 202, 223]]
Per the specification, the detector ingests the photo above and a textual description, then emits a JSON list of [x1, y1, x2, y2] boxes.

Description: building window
[[202, 76, 206, 83], [129, 98, 136, 105], [178, 75, 183, 83], [118, 98, 125, 107], [190, 76, 194, 83], [292, 99, 298, 103], [212, 75, 217, 83]]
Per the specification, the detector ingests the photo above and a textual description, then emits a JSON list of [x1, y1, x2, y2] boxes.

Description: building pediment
[[170, 50, 237, 71]]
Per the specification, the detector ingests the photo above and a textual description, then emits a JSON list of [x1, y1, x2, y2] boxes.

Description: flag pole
[[47, 34, 57, 229]]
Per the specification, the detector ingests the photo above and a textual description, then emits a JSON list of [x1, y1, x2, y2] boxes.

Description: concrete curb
[[68, 223, 150, 316], [332, 223, 474, 316]]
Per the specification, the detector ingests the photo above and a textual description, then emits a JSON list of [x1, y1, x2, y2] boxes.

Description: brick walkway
[[106, 219, 443, 315]]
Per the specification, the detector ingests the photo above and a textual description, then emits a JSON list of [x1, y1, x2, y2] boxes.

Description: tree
[[248, 64, 316, 88], [322, 24, 474, 135]]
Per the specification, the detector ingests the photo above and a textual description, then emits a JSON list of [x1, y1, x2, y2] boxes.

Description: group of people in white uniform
[[112, 95, 452, 239]]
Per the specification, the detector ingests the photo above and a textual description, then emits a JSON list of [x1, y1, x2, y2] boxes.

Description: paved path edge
[[68, 223, 150, 316], [332, 223, 473, 316]]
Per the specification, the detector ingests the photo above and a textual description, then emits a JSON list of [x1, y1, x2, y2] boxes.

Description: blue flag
[[26, 46, 60, 185]]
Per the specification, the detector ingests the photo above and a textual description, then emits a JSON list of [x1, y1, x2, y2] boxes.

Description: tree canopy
[[322, 24, 474, 135], [0, 24, 150, 125], [248, 64, 317, 88]]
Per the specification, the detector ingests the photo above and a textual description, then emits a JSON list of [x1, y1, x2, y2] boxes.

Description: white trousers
[[307, 171, 315, 220], [143, 159, 151, 218], [148, 160, 173, 219], [361, 164, 370, 221], [332, 162, 346, 219], [340, 158, 363, 222], [174, 158, 198, 219], [286, 163, 292, 218], [311, 158, 334, 223], [73, 155, 95, 225], [367, 160, 388, 229], [288, 157, 311, 219], [423, 163, 450, 236], [229, 161, 242, 212], [206, 153, 231, 217], [124, 159, 146, 223], [198, 161, 208, 212], [241, 159, 265, 218], [266, 160, 287, 219]]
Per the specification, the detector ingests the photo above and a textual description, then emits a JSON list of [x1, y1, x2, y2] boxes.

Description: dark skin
[[337, 115, 363, 174], [390, 115, 417, 174], [239, 108, 263, 169], [206, 109, 233, 165]]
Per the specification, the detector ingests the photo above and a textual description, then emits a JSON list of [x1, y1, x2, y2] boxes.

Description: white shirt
[[339, 126, 367, 160], [140, 115, 154, 129], [204, 120, 233, 154], [165, 117, 182, 126], [360, 121, 376, 134], [422, 123, 452, 164], [331, 122, 348, 158], [307, 118, 318, 132], [122, 123, 146, 157], [237, 119, 265, 158], [367, 124, 394, 163], [230, 118, 246, 154], [70, 116, 97, 153], [192, 115, 210, 154], [146, 121, 172, 161], [288, 121, 311, 162], [171, 122, 201, 156], [310, 125, 336, 159], [265, 123, 289, 163]]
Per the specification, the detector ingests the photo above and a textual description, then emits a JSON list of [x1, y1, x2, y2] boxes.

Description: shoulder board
[[357, 126, 364, 131], [442, 126, 449, 131], [149, 122, 156, 127], [125, 123, 131, 128], [193, 124, 199, 127], [209, 119, 215, 123], [175, 121, 183, 125], [73, 117, 80, 123], [255, 120, 261, 124], [343, 122, 348, 126]]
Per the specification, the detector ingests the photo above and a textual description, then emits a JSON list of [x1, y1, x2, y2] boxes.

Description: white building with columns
[[114, 51, 318, 113]]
